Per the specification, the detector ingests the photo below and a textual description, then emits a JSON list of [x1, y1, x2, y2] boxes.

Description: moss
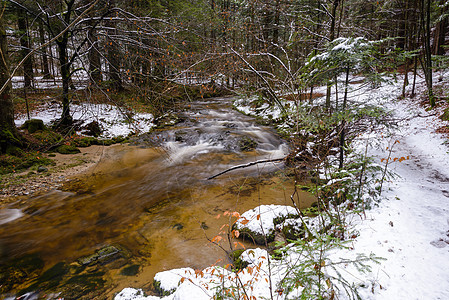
[[154, 279, 176, 296], [6, 145, 24, 156], [235, 226, 275, 245], [0, 152, 54, 175], [21, 119, 47, 133], [56, 145, 81, 154], [230, 249, 248, 271], [120, 264, 140, 276], [72, 137, 98, 147], [32, 130, 63, 145]]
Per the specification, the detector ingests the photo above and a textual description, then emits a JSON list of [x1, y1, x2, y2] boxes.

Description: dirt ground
[[0, 144, 117, 208]]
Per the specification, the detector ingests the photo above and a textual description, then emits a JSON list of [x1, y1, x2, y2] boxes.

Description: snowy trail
[[352, 97, 449, 299]]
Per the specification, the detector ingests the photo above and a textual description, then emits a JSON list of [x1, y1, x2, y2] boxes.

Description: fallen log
[[207, 157, 285, 180]]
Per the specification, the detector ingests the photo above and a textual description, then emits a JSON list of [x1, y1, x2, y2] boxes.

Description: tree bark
[[432, 0, 447, 55], [88, 20, 102, 84], [0, 13, 19, 153], [106, 26, 123, 91], [18, 9, 33, 89], [39, 21, 52, 79], [325, 0, 340, 110], [422, 0, 434, 107]]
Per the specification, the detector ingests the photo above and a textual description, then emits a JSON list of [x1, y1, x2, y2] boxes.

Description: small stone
[[37, 166, 48, 173], [173, 223, 184, 230]]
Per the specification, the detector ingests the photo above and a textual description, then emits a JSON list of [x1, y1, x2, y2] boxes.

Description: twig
[[207, 157, 285, 180]]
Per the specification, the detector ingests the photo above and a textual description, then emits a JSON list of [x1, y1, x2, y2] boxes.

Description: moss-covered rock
[[154, 113, 182, 129], [21, 119, 46, 133]]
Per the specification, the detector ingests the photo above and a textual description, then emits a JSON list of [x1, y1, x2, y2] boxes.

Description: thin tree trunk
[[423, 0, 434, 106], [325, 0, 340, 110], [107, 28, 123, 91], [39, 21, 51, 79], [0, 14, 19, 152], [18, 9, 33, 88], [57, 40, 72, 126], [88, 20, 102, 84], [339, 66, 349, 169]]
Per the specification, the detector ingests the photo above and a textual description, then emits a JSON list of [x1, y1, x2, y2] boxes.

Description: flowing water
[[0, 97, 315, 298]]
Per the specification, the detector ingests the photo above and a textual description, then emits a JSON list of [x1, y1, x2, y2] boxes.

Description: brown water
[[0, 97, 315, 298]]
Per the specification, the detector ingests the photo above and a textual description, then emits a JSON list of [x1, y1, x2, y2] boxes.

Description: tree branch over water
[[207, 157, 285, 180]]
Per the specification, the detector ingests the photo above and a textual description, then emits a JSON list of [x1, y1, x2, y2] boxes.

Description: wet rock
[[224, 122, 237, 128], [37, 166, 48, 173], [154, 113, 182, 129], [238, 137, 258, 151], [77, 245, 126, 266], [173, 223, 184, 230]]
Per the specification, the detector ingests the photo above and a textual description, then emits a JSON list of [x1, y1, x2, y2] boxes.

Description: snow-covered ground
[[113, 71, 449, 299], [15, 101, 154, 138]]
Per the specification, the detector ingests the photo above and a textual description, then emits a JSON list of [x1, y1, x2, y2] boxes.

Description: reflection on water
[[0, 97, 315, 297]]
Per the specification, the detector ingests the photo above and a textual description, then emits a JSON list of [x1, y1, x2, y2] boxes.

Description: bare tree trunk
[[106, 26, 123, 91], [0, 13, 19, 153], [325, 0, 340, 110], [18, 9, 34, 89], [88, 20, 102, 84], [39, 21, 52, 79], [422, 0, 434, 106], [432, 0, 447, 55], [339, 66, 349, 169]]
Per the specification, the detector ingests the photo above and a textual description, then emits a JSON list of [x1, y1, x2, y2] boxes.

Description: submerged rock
[[77, 245, 126, 266]]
